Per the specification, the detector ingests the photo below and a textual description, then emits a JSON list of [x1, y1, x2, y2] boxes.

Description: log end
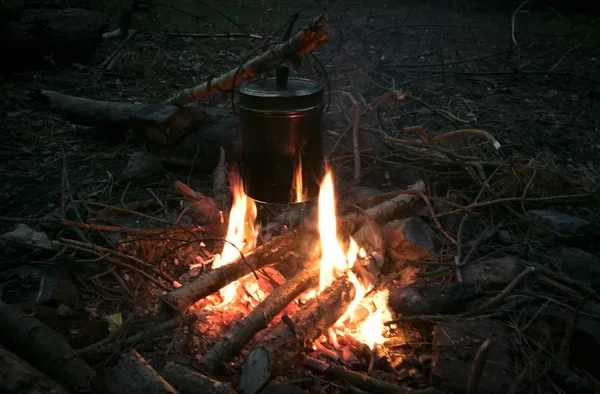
[[238, 347, 271, 394]]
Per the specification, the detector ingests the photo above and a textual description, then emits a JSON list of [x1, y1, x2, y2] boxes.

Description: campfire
[[186, 164, 392, 367]]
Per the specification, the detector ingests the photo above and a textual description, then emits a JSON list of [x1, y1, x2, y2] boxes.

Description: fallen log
[[165, 13, 330, 106], [161, 180, 425, 314], [159, 227, 312, 314], [32, 90, 211, 146], [199, 264, 321, 373], [387, 282, 482, 316], [238, 274, 356, 394], [0, 344, 69, 394], [0, 301, 96, 392], [93, 349, 178, 394], [162, 362, 236, 394]]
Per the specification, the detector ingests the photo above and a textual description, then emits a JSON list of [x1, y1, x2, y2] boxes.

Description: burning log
[[93, 349, 177, 394], [0, 301, 95, 392], [161, 180, 425, 314], [162, 362, 236, 394], [237, 274, 356, 394], [159, 227, 311, 313], [0, 344, 69, 394], [199, 264, 321, 373]]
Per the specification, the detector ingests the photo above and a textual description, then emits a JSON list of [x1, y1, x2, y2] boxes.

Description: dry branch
[[166, 13, 330, 106], [0, 301, 96, 392], [93, 349, 177, 394], [200, 264, 321, 373], [0, 345, 69, 394], [162, 362, 236, 394], [238, 274, 358, 394]]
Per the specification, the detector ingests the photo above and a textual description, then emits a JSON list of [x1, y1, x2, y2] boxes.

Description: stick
[[0, 301, 95, 392], [200, 264, 320, 373], [301, 355, 411, 394], [466, 339, 491, 394], [238, 274, 356, 394], [166, 14, 330, 106]]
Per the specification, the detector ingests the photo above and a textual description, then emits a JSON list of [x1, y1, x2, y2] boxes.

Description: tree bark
[[93, 349, 178, 394], [0, 301, 96, 392], [162, 362, 236, 394], [200, 265, 321, 373], [0, 344, 69, 394], [165, 14, 330, 106], [237, 275, 356, 394]]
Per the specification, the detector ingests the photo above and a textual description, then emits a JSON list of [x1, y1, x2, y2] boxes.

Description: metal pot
[[238, 76, 325, 204]]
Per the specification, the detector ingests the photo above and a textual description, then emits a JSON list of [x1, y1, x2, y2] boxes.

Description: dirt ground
[[1, 1, 600, 393], [1, 0, 598, 221]]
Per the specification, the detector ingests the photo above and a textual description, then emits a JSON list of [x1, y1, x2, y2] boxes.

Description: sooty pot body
[[239, 77, 325, 204]]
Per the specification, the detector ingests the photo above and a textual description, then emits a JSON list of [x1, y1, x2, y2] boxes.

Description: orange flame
[[316, 167, 391, 350], [294, 157, 304, 203], [213, 171, 258, 305]]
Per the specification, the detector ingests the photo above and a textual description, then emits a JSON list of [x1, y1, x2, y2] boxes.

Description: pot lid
[[238, 77, 323, 112]]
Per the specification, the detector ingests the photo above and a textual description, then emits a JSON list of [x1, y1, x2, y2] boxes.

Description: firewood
[[159, 227, 312, 314], [0, 301, 96, 392], [0, 344, 69, 394], [162, 362, 236, 394], [32, 89, 210, 146], [165, 14, 330, 106], [160, 180, 425, 314], [237, 274, 356, 394], [199, 264, 321, 373], [93, 349, 177, 394]]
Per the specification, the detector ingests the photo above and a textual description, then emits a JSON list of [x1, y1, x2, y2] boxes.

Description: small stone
[[387, 282, 482, 316], [461, 256, 521, 290], [545, 247, 600, 286], [1, 223, 55, 250], [529, 210, 590, 238], [383, 217, 438, 261]]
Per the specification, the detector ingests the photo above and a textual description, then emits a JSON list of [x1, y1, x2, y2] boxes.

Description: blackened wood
[[162, 362, 236, 394], [0, 344, 69, 394], [93, 349, 177, 394], [0, 301, 95, 392], [200, 265, 320, 373]]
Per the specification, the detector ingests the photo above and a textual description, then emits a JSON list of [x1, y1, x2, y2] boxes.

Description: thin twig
[[467, 339, 492, 394]]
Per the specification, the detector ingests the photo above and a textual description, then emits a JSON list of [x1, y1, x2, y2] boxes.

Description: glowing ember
[[213, 171, 258, 305], [355, 289, 392, 349]]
